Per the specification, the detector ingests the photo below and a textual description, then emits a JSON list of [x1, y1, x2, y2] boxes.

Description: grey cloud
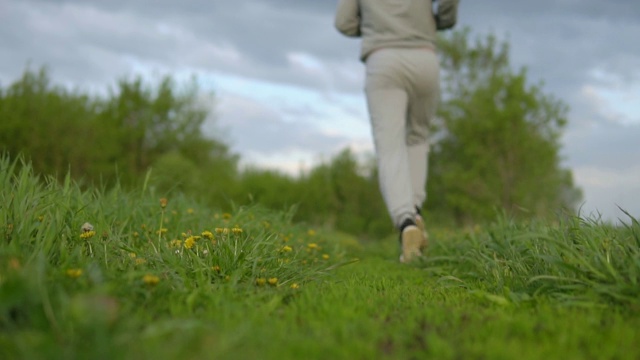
[[563, 122, 640, 170], [24, 0, 346, 64], [561, 94, 639, 172], [460, 0, 640, 22], [14, 0, 639, 102], [2, 0, 363, 92], [459, 2, 640, 98], [4, 0, 639, 125]]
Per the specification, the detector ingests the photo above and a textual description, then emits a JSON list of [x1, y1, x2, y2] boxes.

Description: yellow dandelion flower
[[133, 231, 139, 238], [135, 258, 147, 265], [156, 228, 168, 235], [290, 283, 300, 290], [307, 243, 319, 250], [80, 230, 96, 239], [143, 274, 160, 286], [268, 278, 278, 286], [187, 208, 195, 215], [307, 229, 317, 237], [281, 245, 293, 252], [232, 227, 243, 235], [322, 254, 330, 260], [129, 252, 137, 258], [184, 236, 196, 249], [66, 269, 83, 278], [159, 198, 168, 209], [215, 228, 229, 235], [170, 239, 182, 248], [201, 231, 214, 240], [256, 278, 266, 286], [211, 265, 221, 272]]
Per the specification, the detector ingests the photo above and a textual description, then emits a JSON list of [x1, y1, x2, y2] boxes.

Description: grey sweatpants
[[364, 47, 440, 228]]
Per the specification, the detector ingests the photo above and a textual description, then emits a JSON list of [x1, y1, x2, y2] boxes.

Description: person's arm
[[334, 0, 361, 37]]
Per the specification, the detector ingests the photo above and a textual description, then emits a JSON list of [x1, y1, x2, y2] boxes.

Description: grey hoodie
[[335, 0, 437, 62]]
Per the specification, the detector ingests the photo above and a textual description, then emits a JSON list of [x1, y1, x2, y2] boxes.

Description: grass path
[[221, 241, 640, 360]]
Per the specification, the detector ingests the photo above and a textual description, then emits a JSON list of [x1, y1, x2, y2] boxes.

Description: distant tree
[[427, 30, 582, 225], [0, 67, 99, 180], [0, 67, 238, 192], [97, 75, 238, 186]]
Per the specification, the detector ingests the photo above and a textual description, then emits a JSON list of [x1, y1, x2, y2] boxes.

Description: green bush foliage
[[428, 29, 582, 225]]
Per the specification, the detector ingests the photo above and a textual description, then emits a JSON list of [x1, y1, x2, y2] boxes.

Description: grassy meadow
[[1, 156, 639, 359]]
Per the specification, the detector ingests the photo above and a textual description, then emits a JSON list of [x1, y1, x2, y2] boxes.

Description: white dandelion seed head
[[81, 222, 94, 232]]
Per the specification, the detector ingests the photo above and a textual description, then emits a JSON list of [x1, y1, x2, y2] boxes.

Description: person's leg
[[408, 142, 430, 247], [405, 49, 440, 211], [403, 49, 440, 255], [364, 49, 416, 229], [407, 143, 429, 210]]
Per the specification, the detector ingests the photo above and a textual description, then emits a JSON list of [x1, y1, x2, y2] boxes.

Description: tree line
[[0, 31, 582, 237]]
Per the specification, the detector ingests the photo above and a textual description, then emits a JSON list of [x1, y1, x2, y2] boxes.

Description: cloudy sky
[[1, 0, 639, 222]]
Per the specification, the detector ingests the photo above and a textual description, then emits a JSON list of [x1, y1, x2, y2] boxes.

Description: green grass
[[1, 156, 640, 359]]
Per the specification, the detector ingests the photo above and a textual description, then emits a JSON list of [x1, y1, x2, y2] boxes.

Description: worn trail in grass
[[219, 240, 640, 360]]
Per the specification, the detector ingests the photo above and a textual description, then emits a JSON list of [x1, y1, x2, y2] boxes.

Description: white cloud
[[585, 68, 640, 125], [212, 90, 364, 156], [287, 52, 325, 74], [573, 165, 640, 222]]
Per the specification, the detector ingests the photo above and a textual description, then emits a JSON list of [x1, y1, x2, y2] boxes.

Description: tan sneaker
[[399, 225, 424, 263], [415, 214, 429, 252]]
